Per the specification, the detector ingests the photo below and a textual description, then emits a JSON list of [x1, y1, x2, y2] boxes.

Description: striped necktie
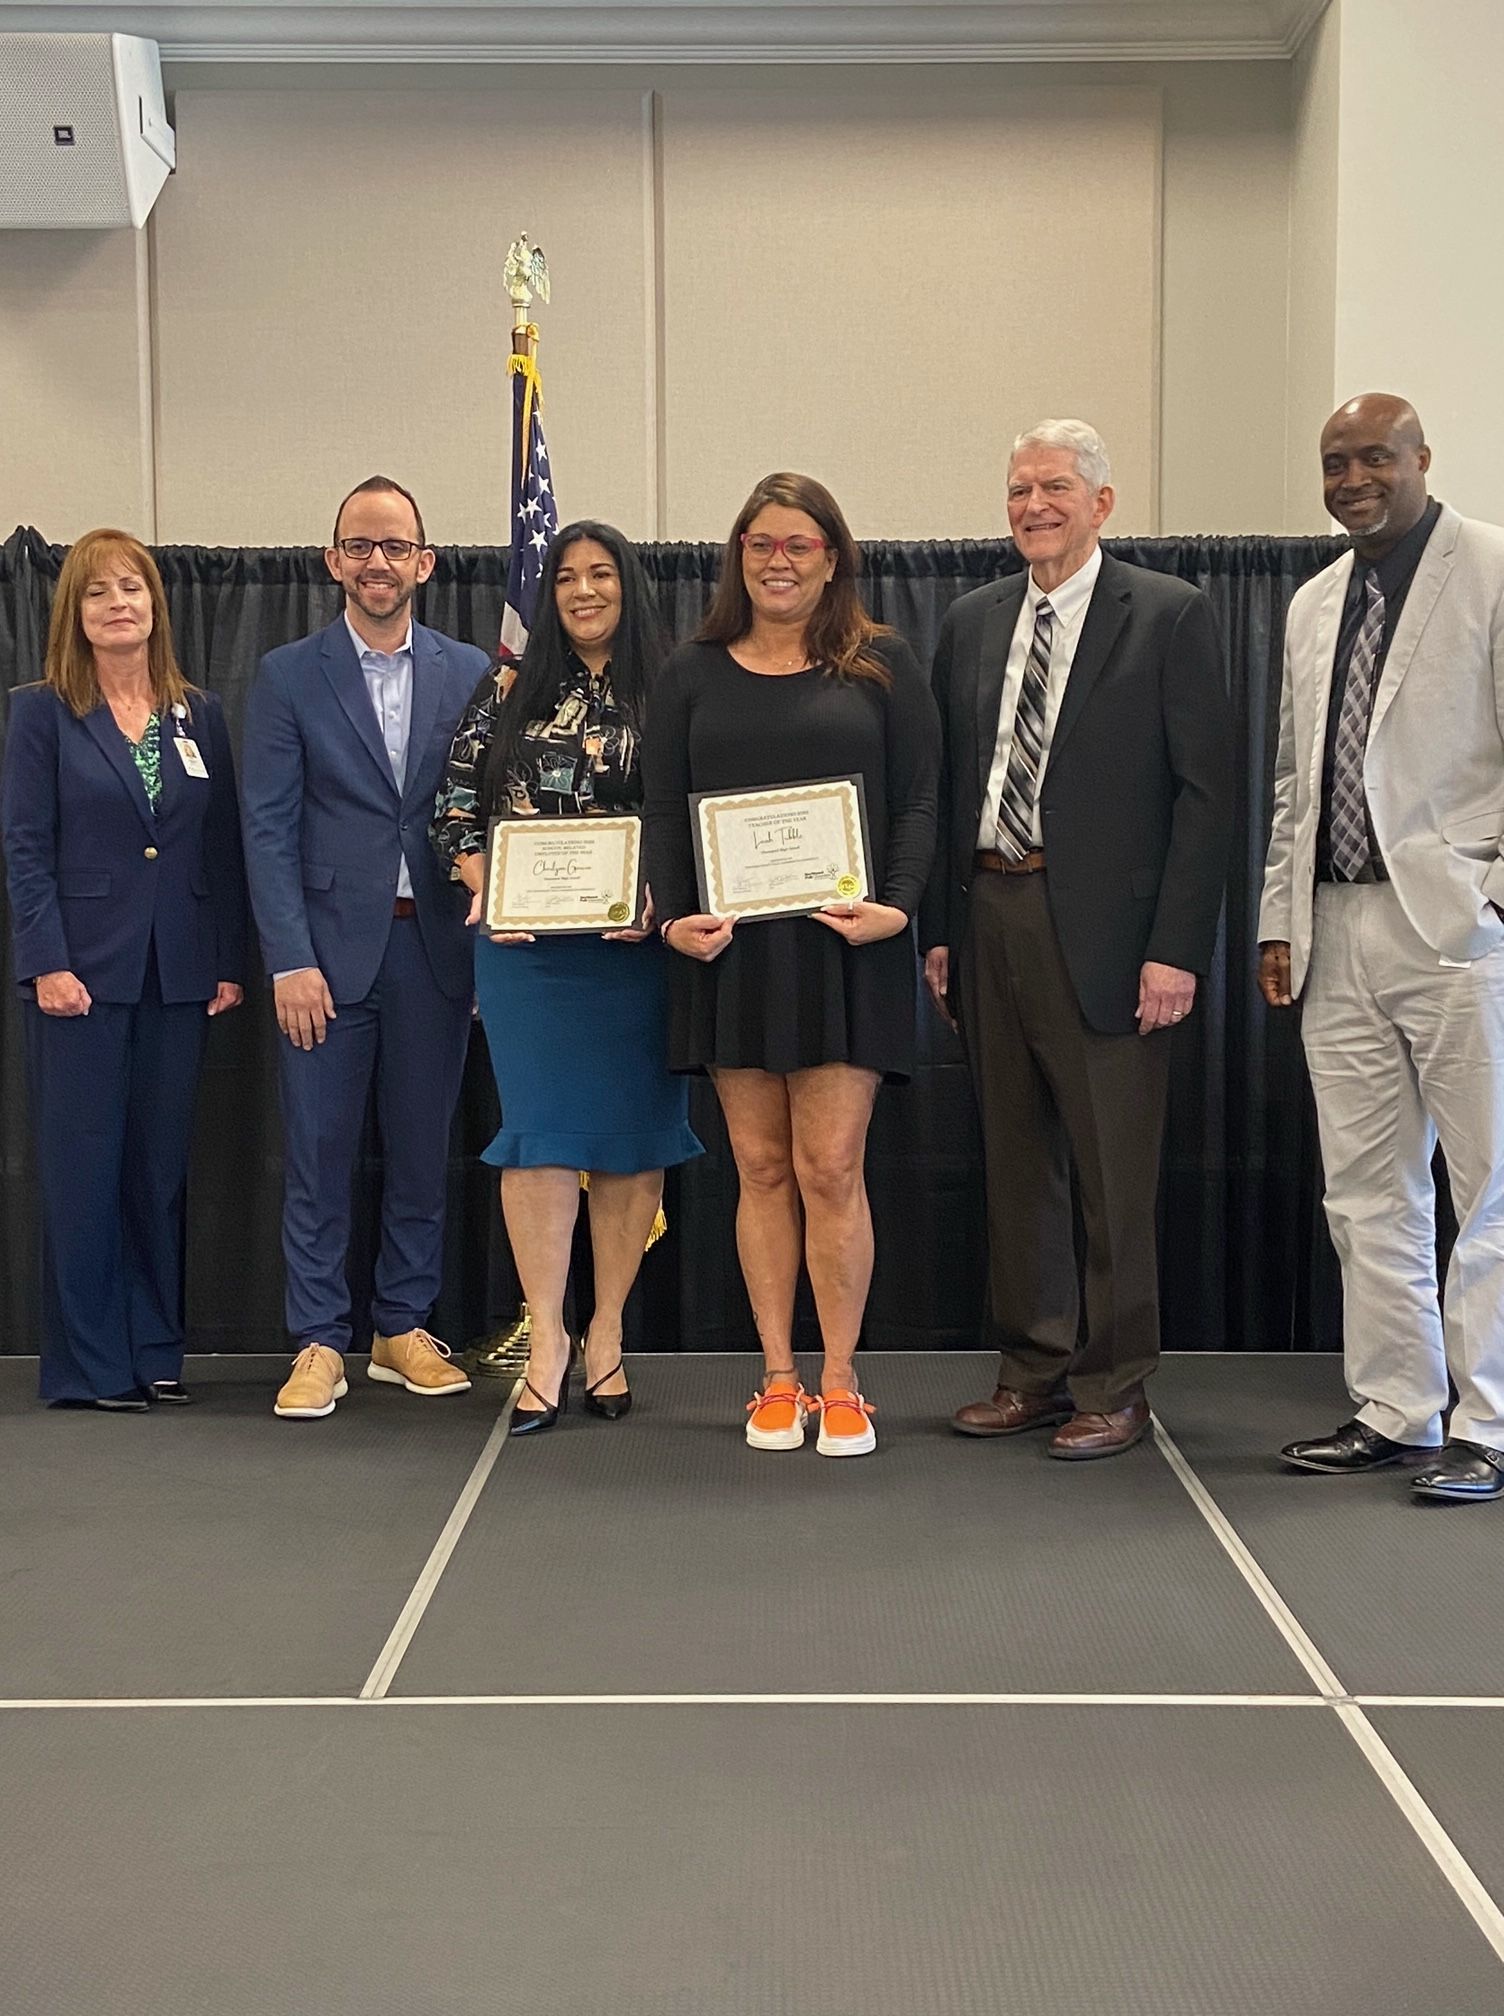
[[995, 597, 1054, 861], [1329, 570, 1385, 882]]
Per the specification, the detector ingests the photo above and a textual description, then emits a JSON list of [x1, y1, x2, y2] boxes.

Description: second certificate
[[692, 776, 870, 921], [484, 813, 643, 934]]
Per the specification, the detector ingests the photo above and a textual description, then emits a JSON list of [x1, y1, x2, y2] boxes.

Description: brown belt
[[393, 897, 417, 918], [974, 848, 1045, 876]]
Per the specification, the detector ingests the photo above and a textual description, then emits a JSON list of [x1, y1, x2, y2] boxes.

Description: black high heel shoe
[[509, 1355, 571, 1437], [583, 1359, 633, 1422]]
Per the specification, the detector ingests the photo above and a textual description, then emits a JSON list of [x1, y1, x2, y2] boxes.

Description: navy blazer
[[239, 617, 489, 1004], [2, 684, 247, 1004]]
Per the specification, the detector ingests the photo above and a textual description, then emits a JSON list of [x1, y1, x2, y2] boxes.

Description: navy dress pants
[[23, 954, 208, 1402], [276, 915, 471, 1353]]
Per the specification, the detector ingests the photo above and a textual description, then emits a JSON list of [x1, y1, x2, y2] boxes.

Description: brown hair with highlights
[[44, 529, 194, 720], [696, 471, 892, 686]]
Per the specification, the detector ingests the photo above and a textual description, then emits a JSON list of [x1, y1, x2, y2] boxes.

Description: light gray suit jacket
[[1259, 503, 1504, 995]]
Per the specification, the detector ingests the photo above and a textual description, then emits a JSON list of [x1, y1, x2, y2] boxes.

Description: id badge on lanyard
[[170, 703, 209, 779]]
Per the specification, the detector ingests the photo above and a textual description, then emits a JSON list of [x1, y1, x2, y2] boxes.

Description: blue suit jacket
[[239, 617, 488, 1004], [2, 684, 246, 1004]]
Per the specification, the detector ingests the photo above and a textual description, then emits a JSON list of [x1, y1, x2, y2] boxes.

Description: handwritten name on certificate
[[484, 813, 643, 934], [692, 777, 870, 920]]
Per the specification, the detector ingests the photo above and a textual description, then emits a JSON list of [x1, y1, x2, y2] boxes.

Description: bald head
[[1320, 393, 1431, 556]]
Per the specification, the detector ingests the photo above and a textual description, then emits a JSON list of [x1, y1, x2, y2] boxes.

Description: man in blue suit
[[241, 477, 490, 1419]]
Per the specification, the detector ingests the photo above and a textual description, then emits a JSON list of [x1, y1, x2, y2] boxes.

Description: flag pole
[[466, 232, 553, 1379]]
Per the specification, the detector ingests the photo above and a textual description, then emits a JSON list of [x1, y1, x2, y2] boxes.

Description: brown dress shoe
[[1048, 1394, 1152, 1461], [952, 1386, 1074, 1437]]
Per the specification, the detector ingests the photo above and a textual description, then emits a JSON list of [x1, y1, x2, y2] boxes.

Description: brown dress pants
[[956, 868, 1170, 1411]]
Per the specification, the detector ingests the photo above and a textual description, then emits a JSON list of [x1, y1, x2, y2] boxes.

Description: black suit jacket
[[919, 552, 1232, 1034]]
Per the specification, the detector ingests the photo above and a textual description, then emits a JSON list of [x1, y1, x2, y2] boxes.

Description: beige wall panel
[[658, 77, 1161, 542], [152, 87, 652, 545], [1284, 5, 1339, 530], [1334, 0, 1504, 522], [0, 228, 150, 542], [1159, 63, 1290, 534]]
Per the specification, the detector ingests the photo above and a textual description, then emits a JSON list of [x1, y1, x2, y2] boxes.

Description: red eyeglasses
[[740, 533, 830, 561]]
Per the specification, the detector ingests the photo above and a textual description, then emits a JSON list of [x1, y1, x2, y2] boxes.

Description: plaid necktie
[[1329, 570, 1385, 882], [995, 598, 1054, 861]]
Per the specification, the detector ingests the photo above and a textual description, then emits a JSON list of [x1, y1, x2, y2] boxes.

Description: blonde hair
[[45, 529, 194, 720]]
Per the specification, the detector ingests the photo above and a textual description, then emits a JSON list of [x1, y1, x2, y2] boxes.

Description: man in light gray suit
[[1259, 394, 1504, 1502]]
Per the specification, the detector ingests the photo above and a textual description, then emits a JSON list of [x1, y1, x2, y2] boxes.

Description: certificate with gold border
[[483, 813, 643, 934], [691, 776, 871, 921]]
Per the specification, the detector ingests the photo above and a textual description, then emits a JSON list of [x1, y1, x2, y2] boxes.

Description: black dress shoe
[[146, 1381, 193, 1405], [1279, 1419, 1426, 1473], [509, 1363, 569, 1437], [583, 1360, 632, 1421], [1411, 1442, 1504, 1502], [52, 1390, 148, 1413]]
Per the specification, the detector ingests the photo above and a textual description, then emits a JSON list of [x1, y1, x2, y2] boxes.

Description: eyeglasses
[[336, 537, 425, 562], [740, 533, 830, 561]]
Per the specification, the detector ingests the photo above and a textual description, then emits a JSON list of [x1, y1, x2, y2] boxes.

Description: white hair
[[1009, 419, 1112, 492]]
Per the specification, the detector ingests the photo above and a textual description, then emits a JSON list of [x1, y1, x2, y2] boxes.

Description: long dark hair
[[695, 471, 892, 686], [480, 520, 666, 817]]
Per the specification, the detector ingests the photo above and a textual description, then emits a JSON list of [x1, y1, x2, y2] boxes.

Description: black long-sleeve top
[[642, 635, 940, 923]]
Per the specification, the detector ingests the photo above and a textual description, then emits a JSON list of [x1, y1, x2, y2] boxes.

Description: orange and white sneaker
[[814, 1388, 877, 1457], [745, 1375, 811, 1451]]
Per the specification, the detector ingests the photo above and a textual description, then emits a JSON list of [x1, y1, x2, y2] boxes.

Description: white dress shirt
[[346, 611, 415, 899], [978, 544, 1103, 850]]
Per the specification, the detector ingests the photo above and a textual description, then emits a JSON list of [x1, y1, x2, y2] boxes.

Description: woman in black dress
[[643, 473, 939, 1457]]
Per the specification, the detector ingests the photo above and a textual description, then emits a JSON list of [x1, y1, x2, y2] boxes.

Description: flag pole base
[[464, 1302, 533, 1378]]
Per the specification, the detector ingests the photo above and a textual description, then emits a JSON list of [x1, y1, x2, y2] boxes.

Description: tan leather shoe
[[1048, 1394, 1152, 1461], [951, 1386, 1073, 1437], [274, 1344, 348, 1420], [368, 1327, 472, 1397]]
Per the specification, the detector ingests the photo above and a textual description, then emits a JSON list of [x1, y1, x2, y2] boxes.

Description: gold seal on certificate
[[691, 775, 871, 920], [484, 813, 643, 934]]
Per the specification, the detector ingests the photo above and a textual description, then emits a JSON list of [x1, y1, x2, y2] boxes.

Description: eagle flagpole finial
[[504, 233, 551, 337]]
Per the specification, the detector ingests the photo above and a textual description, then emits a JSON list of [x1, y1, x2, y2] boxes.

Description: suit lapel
[[156, 710, 185, 830], [321, 618, 400, 797], [1047, 556, 1130, 767], [1369, 507, 1458, 742], [974, 579, 1027, 807], [82, 705, 156, 835], [402, 625, 444, 810], [1303, 557, 1352, 809]]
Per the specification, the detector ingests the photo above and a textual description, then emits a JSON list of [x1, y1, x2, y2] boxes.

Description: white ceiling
[[0, 0, 1332, 64]]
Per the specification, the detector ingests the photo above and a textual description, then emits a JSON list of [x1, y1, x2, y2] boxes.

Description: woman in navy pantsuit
[[1, 529, 246, 1409]]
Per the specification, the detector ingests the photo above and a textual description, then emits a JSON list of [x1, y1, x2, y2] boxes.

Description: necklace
[[113, 698, 154, 745], [741, 635, 810, 674]]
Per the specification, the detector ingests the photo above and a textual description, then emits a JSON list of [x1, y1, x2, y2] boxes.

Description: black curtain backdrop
[[2, 524, 1401, 1360]]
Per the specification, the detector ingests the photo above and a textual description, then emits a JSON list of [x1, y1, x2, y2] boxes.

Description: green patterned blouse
[[125, 711, 163, 811]]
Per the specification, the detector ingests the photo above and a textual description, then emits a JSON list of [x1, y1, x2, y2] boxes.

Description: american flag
[[498, 350, 559, 661]]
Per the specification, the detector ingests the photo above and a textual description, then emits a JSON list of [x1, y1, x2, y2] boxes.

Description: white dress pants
[[1302, 881, 1504, 1449]]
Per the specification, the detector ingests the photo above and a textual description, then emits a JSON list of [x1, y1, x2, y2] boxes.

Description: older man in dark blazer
[[920, 420, 1232, 1458]]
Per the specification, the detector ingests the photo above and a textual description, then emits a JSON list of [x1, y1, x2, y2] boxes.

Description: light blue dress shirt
[[345, 611, 415, 899]]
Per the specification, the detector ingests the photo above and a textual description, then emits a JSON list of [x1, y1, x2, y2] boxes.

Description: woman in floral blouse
[[432, 521, 701, 1433]]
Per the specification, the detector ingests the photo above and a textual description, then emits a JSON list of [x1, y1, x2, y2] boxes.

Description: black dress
[[642, 636, 940, 1082]]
